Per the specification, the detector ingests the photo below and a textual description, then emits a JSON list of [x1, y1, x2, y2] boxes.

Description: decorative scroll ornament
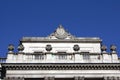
[[54, 25, 68, 39], [8, 44, 14, 51], [46, 45, 52, 51], [17, 44, 24, 51], [73, 45, 80, 51]]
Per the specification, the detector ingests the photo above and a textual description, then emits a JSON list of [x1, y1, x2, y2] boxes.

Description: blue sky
[[0, 0, 120, 57]]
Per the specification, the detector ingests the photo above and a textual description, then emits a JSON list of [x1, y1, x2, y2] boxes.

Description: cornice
[[20, 39, 101, 43]]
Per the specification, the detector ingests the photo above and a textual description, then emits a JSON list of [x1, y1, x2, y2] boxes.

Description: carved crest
[[48, 25, 75, 39]]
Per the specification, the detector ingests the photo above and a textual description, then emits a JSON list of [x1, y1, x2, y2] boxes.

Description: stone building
[[0, 25, 120, 80]]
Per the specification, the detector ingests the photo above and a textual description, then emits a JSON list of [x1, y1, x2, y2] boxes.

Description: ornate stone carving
[[46, 45, 52, 51], [73, 45, 80, 51], [54, 25, 68, 39]]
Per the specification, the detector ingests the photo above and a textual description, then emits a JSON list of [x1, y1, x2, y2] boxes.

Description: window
[[34, 54, 45, 60], [83, 52, 90, 60]]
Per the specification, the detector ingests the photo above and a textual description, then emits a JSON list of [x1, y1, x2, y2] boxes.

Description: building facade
[[0, 25, 120, 80]]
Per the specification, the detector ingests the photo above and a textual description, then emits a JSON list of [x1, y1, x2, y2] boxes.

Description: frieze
[[2, 63, 120, 70]]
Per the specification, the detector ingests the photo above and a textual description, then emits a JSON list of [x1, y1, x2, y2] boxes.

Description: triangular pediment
[[48, 25, 75, 39]]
